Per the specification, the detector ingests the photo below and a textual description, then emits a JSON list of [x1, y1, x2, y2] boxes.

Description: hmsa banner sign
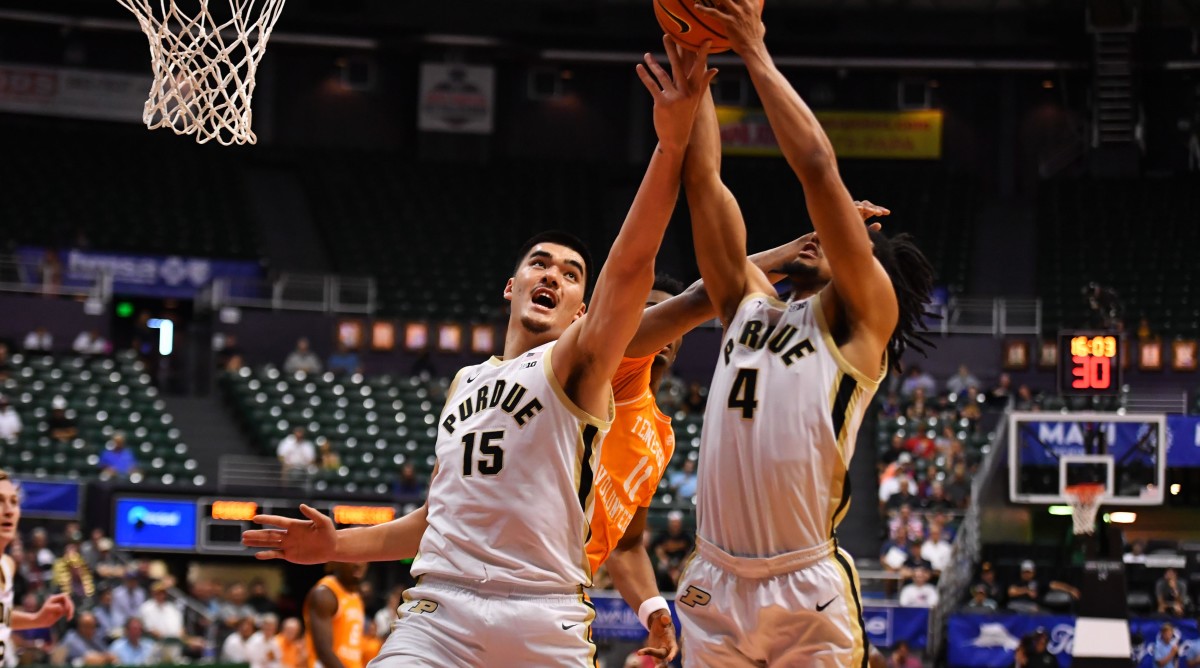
[[716, 106, 943, 160]]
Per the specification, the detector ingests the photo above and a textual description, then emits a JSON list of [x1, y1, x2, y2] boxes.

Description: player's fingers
[[242, 529, 287, 547], [645, 53, 673, 95], [635, 64, 663, 97], [251, 514, 298, 528], [692, 3, 733, 23], [637, 648, 668, 658], [868, 222, 883, 232], [700, 67, 719, 91], [254, 550, 285, 560], [298, 504, 331, 527], [692, 40, 712, 78], [662, 34, 684, 85]]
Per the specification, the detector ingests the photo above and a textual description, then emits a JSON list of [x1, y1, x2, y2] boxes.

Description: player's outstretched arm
[[243, 502, 428, 563], [605, 508, 676, 666], [555, 37, 716, 411], [11, 592, 74, 629], [682, 87, 774, 328], [305, 587, 347, 668], [695, 0, 897, 339]]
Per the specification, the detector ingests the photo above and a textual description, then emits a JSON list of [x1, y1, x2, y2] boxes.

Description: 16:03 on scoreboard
[[1058, 332, 1122, 396]]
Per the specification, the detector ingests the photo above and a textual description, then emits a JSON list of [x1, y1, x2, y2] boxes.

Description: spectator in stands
[[30, 527, 56, 573], [903, 538, 933, 579], [80, 528, 105, 569], [651, 511, 694, 589], [282, 338, 322, 375], [276, 427, 315, 480], [923, 482, 954, 513], [23, 326, 53, 352], [139, 581, 184, 645], [248, 578, 278, 617], [935, 424, 960, 455], [1022, 628, 1057, 668], [48, 397, 77, 443], [880, 527, 912, 577], [880, 433, 906, 468], [14, 592, 55, 662], [879, 453, 915, 508], [945, 462, 971, 508], [1157, 568, 1191, 616], [964, 584, 997, 612], [99, 432, 139, 478], [217, 334, 244, 372], [989, 373, 1013, 407], [92, 539, 124, 586], [0, 343, 11, 380], [220, 583, 257, 631], [277, 618, 306, 668], [886, 640, 922, 668], [58, 611, 114, 666], [222, 617, 257, 663], [1015, 385, 1039, 411], [945, 364, 981, 396], [52, 541, 95, 604], [72, 330, 109, 356], [93, 586, 117, 640], [879, 392, 902, 420], [957, 385, 985, 410], [182, 580, 219, 660], [0, 395, 21, 443], [667, 458, 698, 499], [1152, 622, 1181, 668], [111, 573, 147, 629], [682, 381, 706, 415], [109, 617, 156, 666], [899, 567, 939, 607], [1006, 560, 1042, 613], [886, 480, 921, 514], [888, 503, 924, 540], [318, 440, 341, 472], [922, 523, 953, 575], [327, 342, 360, 376], [246, 613, 282, 668], [904, 388, 929, 420], [391, 462, 426, 499], [900, 365, 936, 399], [362, 619, 382, 665], [903, 429, 937, 461], [974, 562, 1003, 608], [375, 585, 405, 639]]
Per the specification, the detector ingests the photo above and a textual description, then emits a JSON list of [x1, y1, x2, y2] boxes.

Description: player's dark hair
[[868, 229, 937, 372], [652, 273, 686, 296], [513, 231, 594, 293], [0, 468, 8, 483]]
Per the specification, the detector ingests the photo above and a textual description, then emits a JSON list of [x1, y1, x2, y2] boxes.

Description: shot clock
[[1058, 332, 1122, 396]]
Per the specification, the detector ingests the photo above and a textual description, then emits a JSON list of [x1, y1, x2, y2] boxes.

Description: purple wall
[[0, 294, 109, 351]]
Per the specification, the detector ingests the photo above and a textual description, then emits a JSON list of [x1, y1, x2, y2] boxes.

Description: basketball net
[[1064, 483, 1105, 536], [116, 0, 288, 145]]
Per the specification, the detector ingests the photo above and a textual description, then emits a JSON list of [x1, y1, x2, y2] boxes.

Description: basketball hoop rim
[[1064, 482, 1106, 502]]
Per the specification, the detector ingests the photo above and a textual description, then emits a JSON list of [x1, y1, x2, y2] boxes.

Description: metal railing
[[0, 257, 113, 306], [218, 455, 310, 493], [206, 273, 377, 315], [933, 297, 1042, 336], [1121, 391, 1188, 415]]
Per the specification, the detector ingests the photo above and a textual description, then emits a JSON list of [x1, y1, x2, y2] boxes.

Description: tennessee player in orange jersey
[[304, 562, 366, 668]]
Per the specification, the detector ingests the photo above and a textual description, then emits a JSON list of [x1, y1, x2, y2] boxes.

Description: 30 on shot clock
[[1058, 332, 1122, 396]]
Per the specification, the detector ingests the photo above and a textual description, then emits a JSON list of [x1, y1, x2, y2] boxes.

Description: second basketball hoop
[[116, 0, 288, 145]]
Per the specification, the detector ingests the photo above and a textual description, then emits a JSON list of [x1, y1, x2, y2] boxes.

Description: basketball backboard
[[1008, 411, 1166, 506]]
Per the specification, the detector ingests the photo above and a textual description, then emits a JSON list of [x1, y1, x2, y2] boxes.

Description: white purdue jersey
[[0, 555, 14, 668], [413, 341, 612, 588], [697, 292, 885, 558]]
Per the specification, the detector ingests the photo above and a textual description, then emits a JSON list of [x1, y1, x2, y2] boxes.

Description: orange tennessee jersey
[[587, 355, 675, 572], [305, 576, 364, 668]]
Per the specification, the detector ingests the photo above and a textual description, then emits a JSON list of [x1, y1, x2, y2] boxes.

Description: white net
[[1065, 485, 1104, 536], [116, 0, 288, 145]]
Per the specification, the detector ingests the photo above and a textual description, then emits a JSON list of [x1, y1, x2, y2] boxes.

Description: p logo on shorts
[[408, 600, 439, 614], [678, 586, 712, 608]]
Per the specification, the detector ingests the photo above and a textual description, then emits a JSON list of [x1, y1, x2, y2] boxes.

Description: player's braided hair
[[652, 273, 686, 296], [868, 229, 937, 372]]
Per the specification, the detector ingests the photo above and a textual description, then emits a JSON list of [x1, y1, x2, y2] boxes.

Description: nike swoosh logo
[[562, 623, 579, 630], [466, 371, 480, 383], [656, 0, 691, 34], [816, 596, 838, 612]]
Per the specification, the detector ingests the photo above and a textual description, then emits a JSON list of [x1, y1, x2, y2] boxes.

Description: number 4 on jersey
[[727, 368, 759, 419]]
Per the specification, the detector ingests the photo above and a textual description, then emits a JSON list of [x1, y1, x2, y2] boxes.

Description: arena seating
[[1036, 176, 1200, 334], [0, 124, 258, 258], [0, 351, 199, 485]]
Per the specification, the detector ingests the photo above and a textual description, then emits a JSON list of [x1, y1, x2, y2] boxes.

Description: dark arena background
[[0, 0, 1198, 666]]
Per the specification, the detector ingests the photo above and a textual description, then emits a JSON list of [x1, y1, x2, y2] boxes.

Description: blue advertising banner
[[113, 497, 198, 551], [16, 247, 262, 299], [1015, 416, 1200, 468], [14, 478, 80, 518], [948, 614, 1200, 667], [589, 592, 929, 648]]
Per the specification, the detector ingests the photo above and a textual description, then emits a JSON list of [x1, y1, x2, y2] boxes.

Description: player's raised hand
[[636, 35, 718, 151], [635, 611, 679, 667], [33, 593, 75, 626], [692, 0, 766, 56], [243, 503, 337, 564], [855, 200, 891, 222]]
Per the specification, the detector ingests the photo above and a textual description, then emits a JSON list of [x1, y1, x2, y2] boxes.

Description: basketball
[[653, 0, 764, 53]]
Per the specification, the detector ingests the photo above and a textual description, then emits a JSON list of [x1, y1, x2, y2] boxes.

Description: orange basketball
[[652, 0, 764, 54]]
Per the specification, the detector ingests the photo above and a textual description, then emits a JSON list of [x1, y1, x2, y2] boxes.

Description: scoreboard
[[1058, 332, 1122, 396], [113, 494, 396, 554]]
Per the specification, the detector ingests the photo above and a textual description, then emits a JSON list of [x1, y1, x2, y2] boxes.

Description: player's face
[[646, 289, 683, 370], [332, 561, 369, 584], [504, 243, 587, 337], [0, 479, 19, 545], [776, 233, 833, 288]]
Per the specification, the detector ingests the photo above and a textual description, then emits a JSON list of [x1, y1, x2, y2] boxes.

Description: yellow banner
[[715, 107, 943, 160]]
